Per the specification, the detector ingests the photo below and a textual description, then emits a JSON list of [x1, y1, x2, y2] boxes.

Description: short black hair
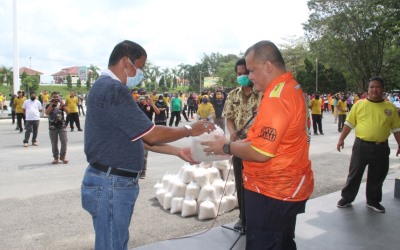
[[235, 58, 249, 74], [245, 40, 286, 69], [51, 91, 60, 96], [108, 40, 147, 67], [369, 76, 384, 88]]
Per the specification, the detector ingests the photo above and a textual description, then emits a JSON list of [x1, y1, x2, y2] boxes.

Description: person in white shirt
[[22, 91, 42, 147]]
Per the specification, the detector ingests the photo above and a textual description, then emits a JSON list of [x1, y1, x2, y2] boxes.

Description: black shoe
[[314, 132, 319, 135], [366, 203, 385, 213], [140, 174, 146, 179], [233, 219, 243, 231], [71, 128, 74, 132], [78, 129, 83, 131], [320, 132, 324, 135], [337, 198, 352, 208]]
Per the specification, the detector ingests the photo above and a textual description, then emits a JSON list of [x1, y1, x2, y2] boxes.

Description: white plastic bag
[[170, 197, 184, 214], [190, 126, 231, 162], [181, 198, 198, 217], [198, 200, 217, 220], [185, 181, 200, 200]]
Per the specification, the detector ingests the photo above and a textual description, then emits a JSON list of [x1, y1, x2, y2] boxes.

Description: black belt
[[91, 163, 139, 178], [357, 137, 387, 145]]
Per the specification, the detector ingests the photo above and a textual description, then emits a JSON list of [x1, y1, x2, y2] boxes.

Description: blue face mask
[[237, 75, 251, 86], [126, 59, 144, 89]]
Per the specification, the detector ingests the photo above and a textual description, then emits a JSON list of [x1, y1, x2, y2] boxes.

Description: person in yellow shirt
[[337, 76, 400, 213], [42, 90, 50, 116], [65, 90, 82, 132], [196, 95, 215, 122], [336, 95, 347, 132], [0, 92, 4, 113], [309, 94, 324, 135], [14, 90, 27, 133], [163, 93, 170, 119]]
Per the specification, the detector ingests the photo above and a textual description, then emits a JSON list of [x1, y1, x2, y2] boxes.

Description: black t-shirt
[[46, 104, 66, 129], [138, 102, 154, 121]]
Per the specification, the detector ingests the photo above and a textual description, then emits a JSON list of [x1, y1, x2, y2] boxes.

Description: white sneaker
[[32, 142, 39, 146], [24, 143, 28, 147]]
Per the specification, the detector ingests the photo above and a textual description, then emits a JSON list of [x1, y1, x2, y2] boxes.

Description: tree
[[77, 78, 82, 88], [87, 64, 100, 81], [0, 66, 13, 89], [21, 74, 40, 93], [304, 0, 400, 90], [86, 73, 92, 90], [66, 74, 72, 89]]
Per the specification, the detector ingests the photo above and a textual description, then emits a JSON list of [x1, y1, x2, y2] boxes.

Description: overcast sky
[[0, 0, 310, 82]]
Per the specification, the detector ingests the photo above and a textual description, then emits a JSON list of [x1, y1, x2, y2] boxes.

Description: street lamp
[[29, 56, 32, 75]]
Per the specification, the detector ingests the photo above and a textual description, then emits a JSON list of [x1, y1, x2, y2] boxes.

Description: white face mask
[[125, 59, 144, 89]]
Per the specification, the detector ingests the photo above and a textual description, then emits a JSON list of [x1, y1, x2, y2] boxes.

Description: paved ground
[[0, 111, 399, 250]]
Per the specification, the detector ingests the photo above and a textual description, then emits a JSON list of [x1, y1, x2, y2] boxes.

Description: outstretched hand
[[190, 121, 216, 136], [178, 147, 200, 165]]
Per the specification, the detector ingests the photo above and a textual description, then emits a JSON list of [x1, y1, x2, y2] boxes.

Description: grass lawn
[[0, 84, 89, 99]]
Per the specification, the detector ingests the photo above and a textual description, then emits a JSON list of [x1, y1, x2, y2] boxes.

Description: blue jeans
[[81, 166, 140, 250]]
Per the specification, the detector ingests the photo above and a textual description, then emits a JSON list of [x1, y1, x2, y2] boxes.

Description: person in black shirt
[[45, 91, 70, 164], [154, 95, 168, 126]]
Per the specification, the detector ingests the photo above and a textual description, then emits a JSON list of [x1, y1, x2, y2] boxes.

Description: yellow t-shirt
[[310, 98, 322, 115], [0, 95, 4, 102], [14, 97, 27, 113], [163, 96, 170, 107], [337, 100, 347, 115], [66, 96, 79, 113], [346, 99, 400, 142], [197, 102, 215, 119], [42, 93, 50, 103]]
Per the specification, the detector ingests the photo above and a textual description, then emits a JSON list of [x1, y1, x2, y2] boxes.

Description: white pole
[[315, 58, 318, 93], [13, 0, 20, 94]]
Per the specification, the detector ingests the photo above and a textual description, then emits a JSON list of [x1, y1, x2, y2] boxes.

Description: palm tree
[[87, 64, 100, 81]]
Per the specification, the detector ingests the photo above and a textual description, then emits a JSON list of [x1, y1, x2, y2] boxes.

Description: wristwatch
[[184, 125, 192, 137], [223, 142, 231, 154]]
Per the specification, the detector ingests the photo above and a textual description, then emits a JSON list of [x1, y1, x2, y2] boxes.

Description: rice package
[[207, 167, 221, 183], [162, 173, 173, 189], [215, 196, 227, 216], [185, 181, 200, 200], [163, 192, 173, 210], [190, 126, 231, 162], [212, 179, 226, 197], [171, 181, 187, 197], [170, 197, 184, 214], [198, 200, 217, 220], [153, 182, 163, 193], [194, 167, 209, 187], [213, 159, 231, 171], [156, 188, 167, 205], [182, 164, 195, 184], [167, 175, 179, 192], [223, 195, 237, 212], [181, 198, 198, 217], [197, 184, 217, 203], [225, 180, 236, 196]]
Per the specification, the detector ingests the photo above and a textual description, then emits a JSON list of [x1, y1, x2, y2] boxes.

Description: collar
[[101, 69, 122, 82], [263, 72, 293, 95]]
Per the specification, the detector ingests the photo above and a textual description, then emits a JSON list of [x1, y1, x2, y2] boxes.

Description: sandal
[[52, 158, 59, 164]]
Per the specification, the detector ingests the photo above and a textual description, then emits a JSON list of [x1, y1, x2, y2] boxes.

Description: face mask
[[159, 100, 164, 103], [202, 99, 208, 103], [30, 96, 36, 101], [126, 59, 144, 89], [237, 75, 251, 86]]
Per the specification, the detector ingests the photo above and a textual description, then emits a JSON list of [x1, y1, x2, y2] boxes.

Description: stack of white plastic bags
[[153, 127, 238, 220], [154, 161, 238, 220]]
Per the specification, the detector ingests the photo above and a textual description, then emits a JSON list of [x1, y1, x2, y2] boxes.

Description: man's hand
[[178, 147, 200, 164], [190, 121, 216, 136], [337, 139, 344, 152], [201, 134, 229, 155]]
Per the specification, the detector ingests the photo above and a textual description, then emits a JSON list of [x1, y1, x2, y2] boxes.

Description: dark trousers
[[244, 190, 306, 250], [341, 138, 390, 204], [16, 112, 26, 132], [181, 108, 189, 121], [67, 112, 82, 130], [188, 106, 195, 118], [169, 111, 181, 127], [11, 110, 16, 124], [233, 156, 245, 222], [338, 114, 346, 132], [311, 114, 323, 134], [24, 120, 39, 143], [78, 105, 85, 116]]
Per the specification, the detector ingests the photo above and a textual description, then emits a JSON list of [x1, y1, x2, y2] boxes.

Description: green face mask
[[237, 75, 251, 86]]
